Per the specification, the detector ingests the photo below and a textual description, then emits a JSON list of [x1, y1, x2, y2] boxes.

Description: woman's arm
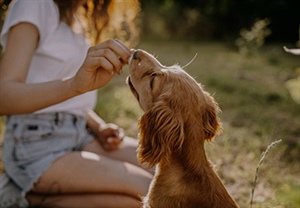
[[0, 22, 78, 115], [0, 23, 131, 115], [86, 109, 107, 132]]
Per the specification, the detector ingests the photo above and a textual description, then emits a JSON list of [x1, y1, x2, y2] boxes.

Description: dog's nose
[[133, 50, 140, 60]]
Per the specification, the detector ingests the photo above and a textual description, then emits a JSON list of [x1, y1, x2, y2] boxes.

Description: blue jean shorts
[[2, 112, 94, 197]]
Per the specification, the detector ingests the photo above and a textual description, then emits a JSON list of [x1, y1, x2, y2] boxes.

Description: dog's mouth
[[127, 76, 139, 101]]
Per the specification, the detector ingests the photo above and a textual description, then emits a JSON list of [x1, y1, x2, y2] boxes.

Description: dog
[[127, 49, 239, 208]]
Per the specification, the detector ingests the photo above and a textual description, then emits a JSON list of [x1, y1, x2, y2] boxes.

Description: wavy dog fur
[[127, 50, 239, 208]]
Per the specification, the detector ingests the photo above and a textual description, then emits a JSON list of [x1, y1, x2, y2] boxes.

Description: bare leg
[[32, 151, 152, 199], [83, 137, 155, 174], [27, 193, 141, 208]]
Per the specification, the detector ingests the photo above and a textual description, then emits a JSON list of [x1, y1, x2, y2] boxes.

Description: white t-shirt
[[0, 0, 97, 116]]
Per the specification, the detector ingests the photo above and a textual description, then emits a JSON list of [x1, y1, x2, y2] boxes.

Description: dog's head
[[127, 50, 221, 167]]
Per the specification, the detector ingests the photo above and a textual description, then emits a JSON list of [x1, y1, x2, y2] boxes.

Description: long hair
[[54, 0, 140, 46], [1, 0, 140, 46]]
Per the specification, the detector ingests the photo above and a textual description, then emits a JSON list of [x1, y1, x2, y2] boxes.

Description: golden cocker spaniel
[[127, 50, 239, 208]]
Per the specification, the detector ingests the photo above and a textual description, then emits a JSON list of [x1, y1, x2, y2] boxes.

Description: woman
[[0, 0, 152, 207]]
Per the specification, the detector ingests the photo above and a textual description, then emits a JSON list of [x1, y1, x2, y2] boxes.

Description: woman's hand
[[95, 123, 125, 151], [71, 39, 131, 94], [86, 110, 124, 151]]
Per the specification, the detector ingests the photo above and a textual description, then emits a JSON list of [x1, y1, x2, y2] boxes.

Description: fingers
[[73, 39, 132, 93], [113, 39, 131, 62], [89, 49, 123, 75], [103, 124, 125, 139], [90, 39, 131, 74], [101, 133, 124, 152], [99, 124, 124, 151], [104, 136, 123, 151]]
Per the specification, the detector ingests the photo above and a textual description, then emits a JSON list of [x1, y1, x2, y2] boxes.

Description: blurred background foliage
[[139, 0, 299, 44], [1, 0, 300, 44]]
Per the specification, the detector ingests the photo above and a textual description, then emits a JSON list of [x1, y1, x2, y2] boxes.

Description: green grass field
[[1, 40, 299, 207]]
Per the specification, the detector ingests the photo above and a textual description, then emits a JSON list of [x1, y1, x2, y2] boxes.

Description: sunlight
[[80, 151, 101, 162]]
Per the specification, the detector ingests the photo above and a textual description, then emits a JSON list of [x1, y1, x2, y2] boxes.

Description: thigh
[[32, 151, 152, 199], [27, 193, 141, 208], [83, 137, 154, 174]]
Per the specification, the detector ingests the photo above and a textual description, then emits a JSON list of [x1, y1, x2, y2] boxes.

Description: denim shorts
[[2, 112, 94, 197]]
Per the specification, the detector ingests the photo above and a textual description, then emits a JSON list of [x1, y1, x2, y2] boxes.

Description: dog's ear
[[202, 92, 222, 141], [138, 102, 184, 168]]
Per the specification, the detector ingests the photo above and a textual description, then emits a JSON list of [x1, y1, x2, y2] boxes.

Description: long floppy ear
[[202, 92, 222, 141], [138, 103, 185, 168]]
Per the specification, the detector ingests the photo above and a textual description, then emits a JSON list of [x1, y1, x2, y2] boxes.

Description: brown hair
[[53, 0, 140, 46]]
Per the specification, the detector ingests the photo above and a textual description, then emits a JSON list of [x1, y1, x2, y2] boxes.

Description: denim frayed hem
[[0, 173, 29, 208]]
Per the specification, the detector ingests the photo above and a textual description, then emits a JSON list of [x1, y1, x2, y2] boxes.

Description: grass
[[250, 139, 282, 208], [0, 40, 299, 207]]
